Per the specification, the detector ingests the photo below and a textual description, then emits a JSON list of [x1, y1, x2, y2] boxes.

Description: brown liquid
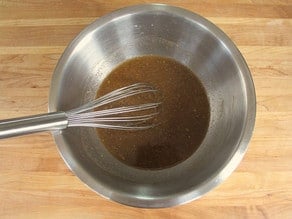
[[96, 56, 210, 169]]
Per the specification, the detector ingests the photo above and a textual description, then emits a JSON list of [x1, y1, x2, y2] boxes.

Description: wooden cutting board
[[0, 1, 291, 218]]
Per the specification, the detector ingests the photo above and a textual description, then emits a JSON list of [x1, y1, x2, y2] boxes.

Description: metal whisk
[[0, 83, 160, 139]]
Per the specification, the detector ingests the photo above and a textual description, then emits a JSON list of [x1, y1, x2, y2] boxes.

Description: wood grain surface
[[0, 1, 291, 218]]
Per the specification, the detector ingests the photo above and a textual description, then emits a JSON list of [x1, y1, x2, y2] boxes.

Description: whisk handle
[[0, 112, 68, 139]]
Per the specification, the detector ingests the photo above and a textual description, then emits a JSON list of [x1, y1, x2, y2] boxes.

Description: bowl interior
[[49, 4, 255, 208]]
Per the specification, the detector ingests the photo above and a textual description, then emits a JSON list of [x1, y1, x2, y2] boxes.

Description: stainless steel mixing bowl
[[49, 4, 256, 208]]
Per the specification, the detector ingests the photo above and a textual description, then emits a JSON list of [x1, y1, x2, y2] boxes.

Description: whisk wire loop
[[67, 83, 160, 130]]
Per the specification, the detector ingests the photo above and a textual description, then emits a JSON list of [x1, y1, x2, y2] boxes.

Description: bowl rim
[[49, 3, 256, 208]]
